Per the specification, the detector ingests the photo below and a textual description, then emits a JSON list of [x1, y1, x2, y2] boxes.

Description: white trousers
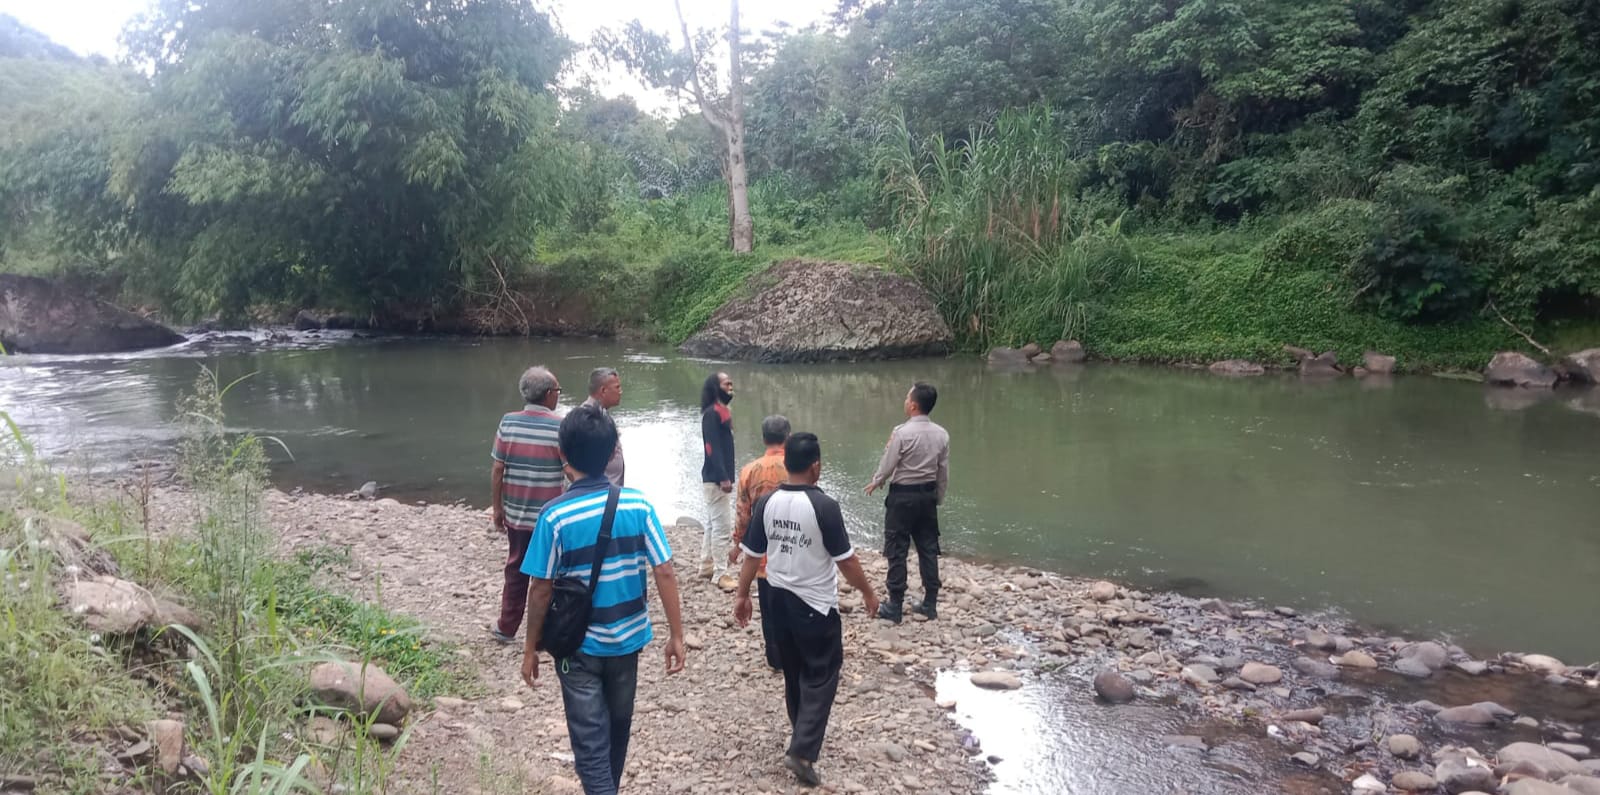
[[701, 482, 733, 563]]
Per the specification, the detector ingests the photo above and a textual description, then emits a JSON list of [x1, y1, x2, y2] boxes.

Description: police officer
[[864, 382, 949, 623]]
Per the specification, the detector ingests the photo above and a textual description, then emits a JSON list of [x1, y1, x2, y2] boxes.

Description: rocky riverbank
[[131, 485, 1600, 794]]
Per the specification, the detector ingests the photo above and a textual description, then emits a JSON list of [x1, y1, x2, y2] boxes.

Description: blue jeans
[[555, 651, 639, 795]]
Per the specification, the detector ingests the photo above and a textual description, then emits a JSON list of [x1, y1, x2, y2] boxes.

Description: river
[[4, 332, 1598, 663]]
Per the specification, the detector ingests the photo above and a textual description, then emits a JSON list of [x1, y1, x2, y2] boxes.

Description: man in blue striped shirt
[[520, 404, 687, 795]]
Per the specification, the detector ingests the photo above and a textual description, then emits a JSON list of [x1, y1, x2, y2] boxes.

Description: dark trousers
[[770, 587, 843, 762], [883, 489, 941, 603], [756, 577, 782, 670], [555, 651, 640, 795], [497, 529, 533, 637]]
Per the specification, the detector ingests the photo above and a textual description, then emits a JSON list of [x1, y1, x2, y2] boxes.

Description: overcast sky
[[0, 0, 838, 113]]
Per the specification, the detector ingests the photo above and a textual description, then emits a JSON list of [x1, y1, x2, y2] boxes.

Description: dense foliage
[[3, 0, 575, 321], [2, 0, 1597, 360]]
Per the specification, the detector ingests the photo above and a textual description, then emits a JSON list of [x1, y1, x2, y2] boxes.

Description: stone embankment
[[130, 487, 1600, 795], [680, 260, 953, 363]]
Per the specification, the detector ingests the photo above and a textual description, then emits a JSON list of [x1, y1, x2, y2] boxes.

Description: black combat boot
[[911, 594, 937, 620], [877, 599, 903, 624]]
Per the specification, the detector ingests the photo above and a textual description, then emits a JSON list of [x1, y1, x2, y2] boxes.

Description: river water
[[3, 333, 1598, 662]]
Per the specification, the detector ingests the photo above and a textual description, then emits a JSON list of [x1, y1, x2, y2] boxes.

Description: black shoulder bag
[[537, 486, 621, 659]]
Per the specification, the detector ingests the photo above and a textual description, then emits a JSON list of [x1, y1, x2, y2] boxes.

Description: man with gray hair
[[582, 367, 625, 487], [487, 365, 565, 643]]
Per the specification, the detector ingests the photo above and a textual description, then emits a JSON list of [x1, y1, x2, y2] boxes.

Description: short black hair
[[760, 415, 791, 445], [783, 432, 821, 474], [910, 382, 938, 415], [559, 404, 618, 477]]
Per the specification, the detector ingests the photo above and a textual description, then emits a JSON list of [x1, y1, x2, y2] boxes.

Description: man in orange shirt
[[729, 414, 791, 670]]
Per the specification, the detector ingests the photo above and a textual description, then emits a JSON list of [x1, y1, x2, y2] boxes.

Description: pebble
[[1291, 657, 1339, 679], [1280, 707, 1325, 725], [1398, 641, 1449, 671], [1335, 650, 1378, 669], [1434, 705, 1496, 727], [1435, 755, 1496, 792], [1290, 751, 1320, 768], [1550, 743, 1592, 759], [1273, 606, 1297, 617], [1452, 660, 1490, 676], [1521, 654, 1567, 675], [1092, 670, 1137, 703], [1387, 734, 1421, 759], [1391, 771, 1437, 791], [970, 670, 1022, 691], [1220, 676, 1256, 692], [1180, 664, 1218, 686], [1239, 662, 1282, 685], [433, 697, 468, 710], [1089, 581, 1117, 602], [1498, 741, 1588, 778], [497, 697, 524, 713], [1395, 657, 1433, 677], [367, 723, 400, 741], [1351, 773, 1386, 793]]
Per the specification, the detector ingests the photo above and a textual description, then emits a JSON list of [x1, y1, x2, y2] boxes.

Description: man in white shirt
[[734, 433, 880, 788]]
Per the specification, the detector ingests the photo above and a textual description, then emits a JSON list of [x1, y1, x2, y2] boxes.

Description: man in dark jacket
[[699, 371, 736, 581]]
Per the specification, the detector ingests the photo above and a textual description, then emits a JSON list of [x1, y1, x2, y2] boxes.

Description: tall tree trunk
[[673, 0, 753, 254], [725, 0, 753, 253]]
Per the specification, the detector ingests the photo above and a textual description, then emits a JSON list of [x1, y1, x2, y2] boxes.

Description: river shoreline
[[128, 475, 1600, 794]]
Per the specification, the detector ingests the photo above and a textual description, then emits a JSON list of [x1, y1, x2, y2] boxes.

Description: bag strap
[[585, 486, 622, 596]]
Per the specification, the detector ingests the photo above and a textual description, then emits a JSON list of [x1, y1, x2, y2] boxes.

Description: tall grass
[[879, 106, 1139, 349], [2, 371, 461, 793]]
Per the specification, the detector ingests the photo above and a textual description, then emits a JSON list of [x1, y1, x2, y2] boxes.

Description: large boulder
[[1209, 359, 1264, 376], [1560, 349, 1600, 384], [678, 261, 952, 362], [68, 577, 160, 634], [1300, 350, 1342, 377], [309, 661, 412, 725], [1050, 340, 1087, 363], [1485, 352, 1558, 388], [0, 274, 184, 354], [1363, 351, 1397, 374], [987, 347, 1032, 366]]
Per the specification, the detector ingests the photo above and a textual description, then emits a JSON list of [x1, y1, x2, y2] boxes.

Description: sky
[[0, 0, 839, 113]]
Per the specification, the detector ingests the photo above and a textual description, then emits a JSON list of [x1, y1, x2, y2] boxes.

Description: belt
[[889, 482, 938, 493]]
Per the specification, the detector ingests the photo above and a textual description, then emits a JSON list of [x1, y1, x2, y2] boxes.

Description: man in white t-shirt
[[733, 432, 880, 788]]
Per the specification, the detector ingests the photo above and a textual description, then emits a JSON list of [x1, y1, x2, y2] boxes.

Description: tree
[[598, 1, 756, 253], [97, 0, 577, 320]]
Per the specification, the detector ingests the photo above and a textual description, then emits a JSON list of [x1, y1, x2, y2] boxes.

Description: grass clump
[[1, 371, 471, 793]]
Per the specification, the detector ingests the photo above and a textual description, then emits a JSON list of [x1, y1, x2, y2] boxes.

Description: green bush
[[1089, 229, 1516, 369]]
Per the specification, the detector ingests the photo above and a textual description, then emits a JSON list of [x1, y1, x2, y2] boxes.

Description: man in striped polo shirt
[[489, 365, 567, 643], [520, 404, 687, 795]]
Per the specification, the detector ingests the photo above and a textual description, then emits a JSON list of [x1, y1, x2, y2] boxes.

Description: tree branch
[[1487, 300, 1551, 358], [673, 0, 730, 134]]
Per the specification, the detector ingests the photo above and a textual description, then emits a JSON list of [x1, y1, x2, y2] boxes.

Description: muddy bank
[[133, 483, 1600, 793]]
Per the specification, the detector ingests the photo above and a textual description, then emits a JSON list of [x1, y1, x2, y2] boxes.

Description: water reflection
[[3, 337, 1599, 660], [934, 670, 1340, 794]]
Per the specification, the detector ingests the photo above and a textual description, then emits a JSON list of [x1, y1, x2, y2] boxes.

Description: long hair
[[700, 373, 723, 411]]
